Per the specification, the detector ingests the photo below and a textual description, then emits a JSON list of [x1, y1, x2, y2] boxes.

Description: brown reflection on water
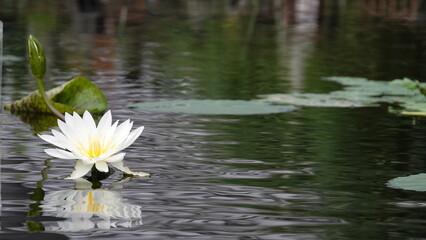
[[361, 0, 420, 21]]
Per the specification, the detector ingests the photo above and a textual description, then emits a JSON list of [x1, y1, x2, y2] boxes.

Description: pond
[[2, 0, 426, 239]]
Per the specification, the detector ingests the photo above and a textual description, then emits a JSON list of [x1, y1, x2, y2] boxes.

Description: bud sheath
[[27, 35, 46, 79]]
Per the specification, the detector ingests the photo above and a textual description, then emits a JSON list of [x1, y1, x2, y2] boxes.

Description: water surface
[[2, 1, 426, 239]]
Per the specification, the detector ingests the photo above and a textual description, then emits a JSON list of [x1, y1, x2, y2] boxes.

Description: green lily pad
[[262, 77, 426, 114], [399, 101, 426, 112], [345, 84, 417, 97], [323, 76, 371, 86], [260, 93, 373, 107], [387, 93, 426, 116], [325, 77, 420, 97], [3, 76, 107, 114], [390, 78, 421, 90], [390, 78, 426, 95], [391, 101, 426, 117], [128, 99, 297, 115], [388, 173, 426, 191], [329, 90, 382, 99]]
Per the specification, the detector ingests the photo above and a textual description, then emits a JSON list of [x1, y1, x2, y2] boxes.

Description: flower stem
[[36, 77, 65, 121]]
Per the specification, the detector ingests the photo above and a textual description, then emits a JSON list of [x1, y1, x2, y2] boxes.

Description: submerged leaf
[[388, 173, 426, 191], [128, 99, 297, 115], [4, 76, 107, 114], [10, 112, 58, 133]]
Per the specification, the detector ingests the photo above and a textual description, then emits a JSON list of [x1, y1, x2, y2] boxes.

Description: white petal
[[50, 129, 80, 153], [101, 120, 119, 148], [71, 112, 90, 146], [38, 134, 67, 149], [110, 161, 150, 177], [64, 113, 79, 138], [83, 110, 97, 134], [51, 129, 72, 146], [118, 126, 144, 151], [55, 115, 91, 158], [79, 155, 95, 164], [97, 110, 112, 131], [105, 153, 126, 163], [70, 111, 81, 121], [111, 120, 133, 148], [58, 119, 82, 148], [95, 161, 109, 172], [68, 150, 92, 163], [45, 148, 77, 159], [65, 160, 93, 179], [93, 149, 118, 162], [64, 112, 74, 124], [57, 119, 72, 138]]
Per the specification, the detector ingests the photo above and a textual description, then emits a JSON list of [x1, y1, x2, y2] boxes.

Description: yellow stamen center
[[82, 136, 112, 159], [88, 140, 102, 158]]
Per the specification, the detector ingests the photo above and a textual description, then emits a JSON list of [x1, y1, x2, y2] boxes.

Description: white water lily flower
[[39, 110, 150, 179]]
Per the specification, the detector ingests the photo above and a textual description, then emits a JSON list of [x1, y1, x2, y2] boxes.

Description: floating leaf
[[261, 77, 426, 115], [323, 76, 370, 86], [324, 77, 419, 96], [329, 90, 381, 99], [388, 173, 426, 191], [399, 101, 426, 112], [344, 84, 417, 97], [128, 99, 297, 115], [390, 78, 421, 90], [260, 93, 371, 107], [4, 76, 107, 114], [388, 96, 426, 116], [390, 78, 426, 96]]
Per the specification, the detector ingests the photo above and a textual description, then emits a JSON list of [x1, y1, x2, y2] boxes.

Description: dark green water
[[2, 0, 426, 239]]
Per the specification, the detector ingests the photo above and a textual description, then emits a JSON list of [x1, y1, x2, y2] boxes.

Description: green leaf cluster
[[4, 76, 107, 114], [260, 77, 426, 116]]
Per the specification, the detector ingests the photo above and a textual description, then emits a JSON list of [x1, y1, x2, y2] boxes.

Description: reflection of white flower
[[46, 218, 142, 232], [39, 110, 150, 179], [43, 190, 142, 219], [41, 180, 142, 231]]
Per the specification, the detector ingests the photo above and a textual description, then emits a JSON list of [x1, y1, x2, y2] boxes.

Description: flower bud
[[27, 35, 46, 79]]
